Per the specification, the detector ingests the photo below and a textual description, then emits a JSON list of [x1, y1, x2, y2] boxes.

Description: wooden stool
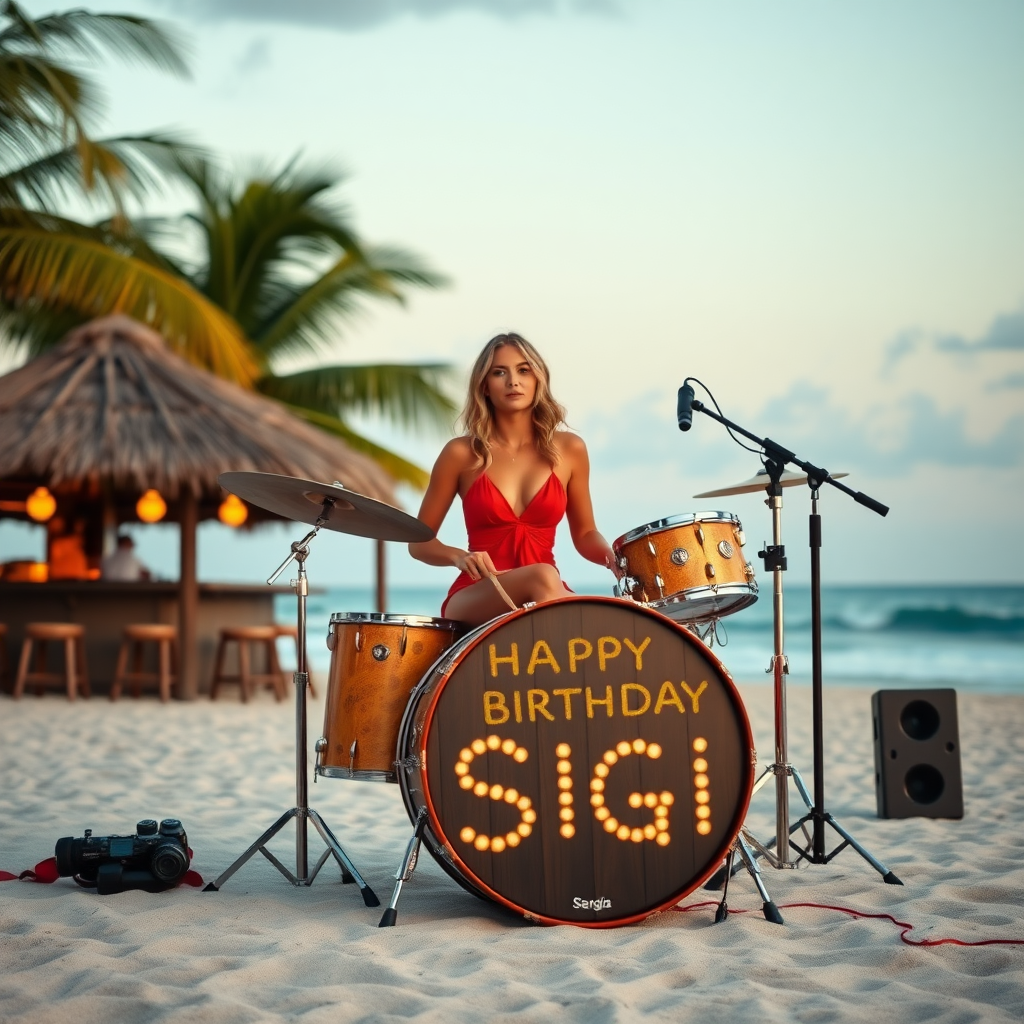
[[13, 623, 90, 700], [110, 624, 178, 702], [210, 626, 287, 702], [0, 623, 8, 692], [271, 623, 317, 698]]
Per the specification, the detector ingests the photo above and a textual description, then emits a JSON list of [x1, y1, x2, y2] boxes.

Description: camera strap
[[1, 854, 204, 888], [0, 857, 59, 883]]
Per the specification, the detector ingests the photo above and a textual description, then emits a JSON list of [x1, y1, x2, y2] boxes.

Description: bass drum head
[[397, 596, 754, 927]]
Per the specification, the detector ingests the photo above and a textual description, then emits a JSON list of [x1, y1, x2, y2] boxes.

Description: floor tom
[[317, 613, 463, 783]]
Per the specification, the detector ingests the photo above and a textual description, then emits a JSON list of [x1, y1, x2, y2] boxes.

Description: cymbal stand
[[204, 504, 380, 906], [679, 389, 900, 898]]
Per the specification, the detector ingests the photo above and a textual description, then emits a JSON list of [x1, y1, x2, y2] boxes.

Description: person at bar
[[101, 534, 151, 581], [47, 517, 91, 580]]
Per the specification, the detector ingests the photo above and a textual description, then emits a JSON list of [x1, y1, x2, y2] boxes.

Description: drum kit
[[203, 419, 898, 928]]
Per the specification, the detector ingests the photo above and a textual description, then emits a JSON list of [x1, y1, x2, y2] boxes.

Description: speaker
[[872, 689, 963, 819]]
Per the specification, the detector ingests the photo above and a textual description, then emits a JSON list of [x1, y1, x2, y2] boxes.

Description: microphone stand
[[687, 397, 902, 887]]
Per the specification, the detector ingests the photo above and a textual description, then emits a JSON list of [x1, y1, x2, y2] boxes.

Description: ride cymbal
[[694, 468, 848, 498], [218, 471, 434, 542]]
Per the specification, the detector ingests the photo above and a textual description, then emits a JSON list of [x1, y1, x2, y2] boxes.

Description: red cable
[[673, 899, 1024, 947]]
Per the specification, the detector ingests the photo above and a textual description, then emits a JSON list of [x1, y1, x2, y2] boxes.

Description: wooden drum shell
[[318, 614, 462, 783], [614, 512, 758, 623], [397, 596, 755, 927]]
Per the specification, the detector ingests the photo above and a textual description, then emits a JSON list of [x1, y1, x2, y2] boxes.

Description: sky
[[3, 0, 1022, 590]]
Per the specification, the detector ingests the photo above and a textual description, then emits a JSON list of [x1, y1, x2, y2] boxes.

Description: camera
[[54, 819, 191, 894]]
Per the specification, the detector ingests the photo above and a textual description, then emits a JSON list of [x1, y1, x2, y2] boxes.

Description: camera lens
[[150, 842, 188, 883], [54, 837, 77, 877]]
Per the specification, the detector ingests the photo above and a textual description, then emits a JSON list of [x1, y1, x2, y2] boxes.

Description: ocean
[[277, 583, 1023, 695]]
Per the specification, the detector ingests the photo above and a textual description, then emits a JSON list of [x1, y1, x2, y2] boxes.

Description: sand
[[1, 681, 1022, 1023]]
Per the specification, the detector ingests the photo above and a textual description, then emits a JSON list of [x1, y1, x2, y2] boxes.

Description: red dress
[[441, 471, 571, 617]]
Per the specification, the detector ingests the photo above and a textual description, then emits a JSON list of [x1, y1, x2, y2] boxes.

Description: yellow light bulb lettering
[[590, 739, 673, 845], [456, 735, 535, 852]]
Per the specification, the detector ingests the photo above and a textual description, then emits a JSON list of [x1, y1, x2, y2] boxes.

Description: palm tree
[[0, 1, 256, 383], [0, 4, 454, 482], [145, 157, 455, 486]]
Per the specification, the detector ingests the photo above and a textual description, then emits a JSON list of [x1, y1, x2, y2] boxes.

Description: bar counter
[[0, 581, 292, 697]]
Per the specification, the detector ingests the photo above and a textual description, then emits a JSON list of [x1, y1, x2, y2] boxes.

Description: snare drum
[[613, 511, 758, 623], [396, 596, 754, 926], [316, 613, 463, 783]]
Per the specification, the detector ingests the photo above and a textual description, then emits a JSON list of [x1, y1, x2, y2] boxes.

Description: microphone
[[677, 382, 695, 431]]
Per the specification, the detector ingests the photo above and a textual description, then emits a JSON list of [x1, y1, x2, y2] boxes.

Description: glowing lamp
[[26, 486, 56, 522], [218, 493, 248, 527], [136, 489, 167, 523]]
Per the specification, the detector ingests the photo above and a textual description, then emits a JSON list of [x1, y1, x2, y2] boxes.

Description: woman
[[409, 332, 617, 626]]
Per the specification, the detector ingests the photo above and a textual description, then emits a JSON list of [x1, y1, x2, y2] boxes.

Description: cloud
[[759, 382, 1024, 472], [161, 0, 612, 31], [588, 381, 1024, 496], [987, 371, 1024, 390], [935, 308, 1024, 354], [887, 306, 1024, 365]]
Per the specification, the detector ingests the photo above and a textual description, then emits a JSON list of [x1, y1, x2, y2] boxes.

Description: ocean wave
[[728, 606, 1024, 636], [873, 606, 1024, 635]]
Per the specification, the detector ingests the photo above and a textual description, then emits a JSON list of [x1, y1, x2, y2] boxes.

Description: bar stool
[[110, 624, 178, 702], [13, 623, 90, 700], [210, 626, 287, 702], [271, 623, 317, 698], [0, 623, 9, 692]]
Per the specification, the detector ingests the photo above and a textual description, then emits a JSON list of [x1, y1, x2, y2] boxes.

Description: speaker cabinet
[[872, 689, 963, 819]]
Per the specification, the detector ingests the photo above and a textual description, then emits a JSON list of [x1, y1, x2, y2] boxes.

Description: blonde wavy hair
[[461, 333, 567, 469]]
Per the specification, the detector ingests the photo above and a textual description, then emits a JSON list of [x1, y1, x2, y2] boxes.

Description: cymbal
[[219, 472, 434, 543], [694, 468, 848, 498]]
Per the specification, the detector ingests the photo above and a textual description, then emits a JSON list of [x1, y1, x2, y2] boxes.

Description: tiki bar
[[0, 317, 395, 700]]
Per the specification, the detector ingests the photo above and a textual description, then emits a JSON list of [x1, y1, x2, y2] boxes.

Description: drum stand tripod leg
[[710, 831, 783, 924], [714, 848, 736, 922], [203, 808, 300, 890], [789, 768, 902, 884], [308, 807, 380, 905], [379, 808, 427, 928], [736, 831, 784, 924]]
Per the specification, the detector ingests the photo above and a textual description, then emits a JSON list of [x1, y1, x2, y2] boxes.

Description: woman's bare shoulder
[[554, 430, 589, 463], [435, 436, 477, 472]]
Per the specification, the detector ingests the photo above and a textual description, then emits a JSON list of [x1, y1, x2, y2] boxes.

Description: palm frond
[[0, 132, 208, 210], [283, 403, 430, 488], [0, 4, 189, 78], [203, 165, 367, 326], [0, 50, 95, 136], [259, 361, 457, 432], [253, 245, 447, 362], [0, 215, 258, 385]]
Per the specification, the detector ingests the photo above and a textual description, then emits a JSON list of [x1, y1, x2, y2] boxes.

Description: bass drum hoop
[[395, 596, 755, 927], [395, 618, 496, 902]]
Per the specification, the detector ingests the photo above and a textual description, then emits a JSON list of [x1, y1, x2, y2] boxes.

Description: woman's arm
[[561, 433, 617, 574], [408, 439, 500, 580]]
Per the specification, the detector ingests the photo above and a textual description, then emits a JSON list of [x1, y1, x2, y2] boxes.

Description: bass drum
[[396, 596, 755, 927]]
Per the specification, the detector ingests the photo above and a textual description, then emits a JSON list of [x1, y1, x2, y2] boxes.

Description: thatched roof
[[0, 316, 395, 509]]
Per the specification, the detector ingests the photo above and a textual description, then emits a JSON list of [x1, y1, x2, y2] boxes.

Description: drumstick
[[488, 572, 519, 612]]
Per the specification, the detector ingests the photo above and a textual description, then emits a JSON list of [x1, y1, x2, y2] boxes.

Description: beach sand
[[2, 681, 1022, 1023]]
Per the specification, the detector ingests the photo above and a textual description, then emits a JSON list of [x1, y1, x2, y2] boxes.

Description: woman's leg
[[444, 563, 568, 626]]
